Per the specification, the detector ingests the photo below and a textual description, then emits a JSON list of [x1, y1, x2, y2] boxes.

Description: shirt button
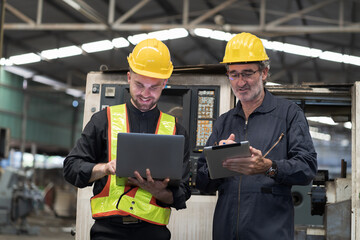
[[130, 207, 133, 210], [132, 201, 135, 204]]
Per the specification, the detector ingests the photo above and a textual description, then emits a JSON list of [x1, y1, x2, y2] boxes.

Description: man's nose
[[236, 78, 247, 87], [141, 87, 151, 96]]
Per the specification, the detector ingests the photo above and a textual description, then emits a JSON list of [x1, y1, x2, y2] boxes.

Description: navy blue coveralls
[[196, 89, 317, 240]]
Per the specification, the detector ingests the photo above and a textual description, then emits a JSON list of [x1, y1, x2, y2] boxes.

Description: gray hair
[[225, 60, 271, 83]]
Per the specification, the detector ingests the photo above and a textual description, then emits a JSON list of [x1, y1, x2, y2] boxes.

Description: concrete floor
[[0, 211, 76, 240]]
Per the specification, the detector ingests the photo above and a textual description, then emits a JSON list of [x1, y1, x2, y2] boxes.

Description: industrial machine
[[0, 167, 43, 234], [74, 66, 360, 240], [269, 84, 354, 240], [0, 128, 10, 159]]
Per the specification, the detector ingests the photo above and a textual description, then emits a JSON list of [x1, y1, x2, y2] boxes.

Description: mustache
[[237, 84, 250, 91]]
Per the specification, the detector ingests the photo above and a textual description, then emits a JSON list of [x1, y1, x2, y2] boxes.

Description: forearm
[[153, 188, 174, 205], [89, 160, 116, 183], [89, 163, 107, 183]]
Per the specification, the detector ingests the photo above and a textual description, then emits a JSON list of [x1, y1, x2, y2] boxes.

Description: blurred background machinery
[[0, 167, 43, 235], [293, 162, 351, 240]]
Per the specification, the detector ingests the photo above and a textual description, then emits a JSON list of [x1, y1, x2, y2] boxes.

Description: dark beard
[[131, 97, 156, 112]]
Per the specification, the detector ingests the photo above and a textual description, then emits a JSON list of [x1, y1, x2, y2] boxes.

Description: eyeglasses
[[226, 70, 260, 81]]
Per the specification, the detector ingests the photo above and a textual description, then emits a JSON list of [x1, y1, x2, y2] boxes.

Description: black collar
[[126, 98, 160, 119]]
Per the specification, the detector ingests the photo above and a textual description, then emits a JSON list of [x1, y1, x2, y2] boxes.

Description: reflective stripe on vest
[[90, 104, 176, 225]]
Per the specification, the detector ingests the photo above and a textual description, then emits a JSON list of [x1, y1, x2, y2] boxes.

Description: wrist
[[265, 161, 278, 178]]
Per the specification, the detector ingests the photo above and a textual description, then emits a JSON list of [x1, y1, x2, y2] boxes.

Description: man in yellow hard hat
[[196, 32, 317, 239], [64, 38, 191, 240]]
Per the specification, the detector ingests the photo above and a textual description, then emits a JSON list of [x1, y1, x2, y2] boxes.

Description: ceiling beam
[[189, 0, 236, 26], [234, 2, 352, 26], [36, 0, 43, 24], [113, 0, 151, 25], [182, 0, 189, 25], [4, 23, 360, 34], [0, 0, 5, 59], [62, 0, 107, 24], [5, 3, 35, 24], [295, 0, 322, 83], [266, 0, 337, 27]]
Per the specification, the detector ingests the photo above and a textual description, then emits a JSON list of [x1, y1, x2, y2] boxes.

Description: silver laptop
[[116, 132, 185, 184]]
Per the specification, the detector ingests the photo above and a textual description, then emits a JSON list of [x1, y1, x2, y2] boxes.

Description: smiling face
[[127, 71, 168, 112], [227, 63, 268, 104]]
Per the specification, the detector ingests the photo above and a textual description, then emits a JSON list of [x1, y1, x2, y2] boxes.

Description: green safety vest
[[90, 104, 176, 225]]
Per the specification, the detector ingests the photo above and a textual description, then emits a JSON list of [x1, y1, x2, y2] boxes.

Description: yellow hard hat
[[221, 32, 269, 64], [127, 38, 173, 79]]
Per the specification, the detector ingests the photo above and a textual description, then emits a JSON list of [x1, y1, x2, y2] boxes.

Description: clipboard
[[203, 141, 251, 179]]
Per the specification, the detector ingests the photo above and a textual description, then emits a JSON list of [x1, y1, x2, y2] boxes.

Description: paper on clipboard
[[203, 141, 251, 179]]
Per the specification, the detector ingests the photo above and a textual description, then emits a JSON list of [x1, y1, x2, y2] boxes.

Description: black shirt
[[63, 99, 191, 210]]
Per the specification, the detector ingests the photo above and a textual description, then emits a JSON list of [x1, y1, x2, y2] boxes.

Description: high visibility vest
[[90, 104, 176, 225]]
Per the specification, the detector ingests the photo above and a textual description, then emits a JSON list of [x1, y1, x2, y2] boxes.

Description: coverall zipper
[[236, 119, 248, 240]]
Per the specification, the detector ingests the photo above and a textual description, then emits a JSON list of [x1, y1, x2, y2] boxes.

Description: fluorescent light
[[223, 32, 235, 41], [310, 129, 331, 141], [194, 28, 234, 41], [57, 46, 82, 58], [63, 0, 81, 10], [131, 28, 189, 43], [66, 88, 84, 98], [168, 28, 189, 39], [82, 40, 114, 53], [41, 48, 59, 60], [112, 37, 130, 48], [148, 30, 170, 41], [266, 82, 281, 86], [343, 55, 360, 66], [283, 43, 322, 58], [210, 30, 228, 41], [128, 33, 148, 45], [259, 38, 360, 66], [3, 66, 36, 79], [307, 116, 338, 125], [9, 53, 41, 65], [319, 51, 344, 63], [33, 75, 67, 89], [262, 40, 284, 52], [344, 122, 352, 129], [193, 28, 212, 38], [1, 58, 13, 66]]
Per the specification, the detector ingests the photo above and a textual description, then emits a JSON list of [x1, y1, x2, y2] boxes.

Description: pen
[[263, 133, 284, 158]]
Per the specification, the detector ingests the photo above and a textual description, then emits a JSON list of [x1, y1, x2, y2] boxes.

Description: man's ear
[[261, 68, 269, 81], [163, 79, 169, 89], [127, 71, 131, 83]]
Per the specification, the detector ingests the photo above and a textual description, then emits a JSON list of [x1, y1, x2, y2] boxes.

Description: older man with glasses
[[196, 32, 318, 240]]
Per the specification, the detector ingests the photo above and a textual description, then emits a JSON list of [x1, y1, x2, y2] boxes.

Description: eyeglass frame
[[226, 69, 261, 81]]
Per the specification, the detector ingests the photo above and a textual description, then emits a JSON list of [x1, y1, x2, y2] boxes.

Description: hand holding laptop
[[127, 168, 174, 204]]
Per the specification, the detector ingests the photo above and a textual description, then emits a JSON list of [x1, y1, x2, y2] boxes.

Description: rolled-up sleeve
[[63, 111, 107, 188]]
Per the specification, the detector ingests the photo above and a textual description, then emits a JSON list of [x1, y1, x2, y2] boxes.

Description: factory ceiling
[[1, 0, 360, 97]]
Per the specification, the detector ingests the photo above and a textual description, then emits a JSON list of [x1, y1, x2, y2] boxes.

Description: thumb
[[227, 133, 236, 141]]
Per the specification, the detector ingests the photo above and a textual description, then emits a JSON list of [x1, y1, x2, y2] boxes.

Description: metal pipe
[[36, 0, 43, 24], [182, 0, 189, 26], [20, 91, 29, 169], [0, 0, 6, 59]]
